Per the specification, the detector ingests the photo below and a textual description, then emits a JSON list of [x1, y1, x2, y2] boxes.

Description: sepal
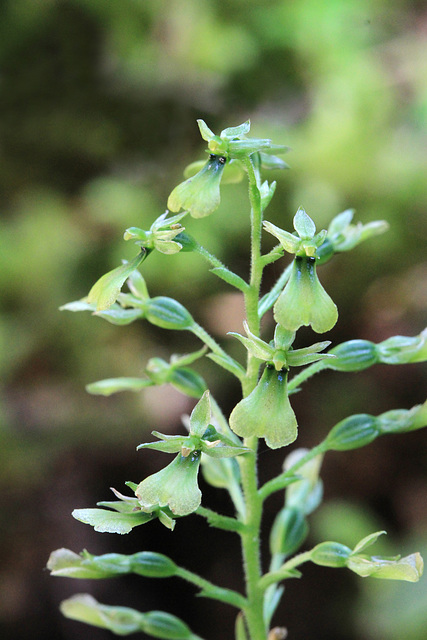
[[264, 208, 327, 258], [87, 251, 148, 311]]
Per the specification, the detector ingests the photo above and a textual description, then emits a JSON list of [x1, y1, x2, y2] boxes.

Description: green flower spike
[[167, 153, 227, 218], [136, 451, 202, 517], [274, 255, 338, 334], [229, 364, 297, 449]]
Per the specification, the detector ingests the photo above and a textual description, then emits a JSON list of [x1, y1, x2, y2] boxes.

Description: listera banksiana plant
[[48, 119, 427, 640]]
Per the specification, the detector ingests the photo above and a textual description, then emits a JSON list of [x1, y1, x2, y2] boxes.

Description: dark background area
[[0, 1, 426, 639]]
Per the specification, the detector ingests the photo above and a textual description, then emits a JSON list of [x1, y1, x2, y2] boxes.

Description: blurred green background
[[1, 1, 426, 639]]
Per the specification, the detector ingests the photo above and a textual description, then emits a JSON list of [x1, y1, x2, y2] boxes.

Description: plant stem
[[287, 359, 327, 391], [236, 156, 269, 640], [176, 566, 247, 611], [258, 550, 313, 591]]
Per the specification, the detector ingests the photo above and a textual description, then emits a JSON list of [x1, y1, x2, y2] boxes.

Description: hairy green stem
[[194, 242, 227, 269], [258, 550, 313, 591], [176, 566, 247, 610], [235, 156, 269, 640], [196, 506, 244, 532], [287, 359, 327, 391]]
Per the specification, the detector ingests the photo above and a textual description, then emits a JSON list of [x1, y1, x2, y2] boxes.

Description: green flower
[[274, 255, 338, 334], [167, 153, 227, 218], [136, 451, 202, 516], [167, 119, 288, 218], [123, 211, 188, 255], [229, 365, 297, 449]]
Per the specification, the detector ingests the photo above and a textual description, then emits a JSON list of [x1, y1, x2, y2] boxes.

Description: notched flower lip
[[274, 255, 338, 334]]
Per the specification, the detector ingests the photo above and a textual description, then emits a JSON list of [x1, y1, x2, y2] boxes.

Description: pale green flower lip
[[229, 365, 298, 449], [135, 451, 202, 516], [274, 255, 338, 334], [167, 154, 226, 218]]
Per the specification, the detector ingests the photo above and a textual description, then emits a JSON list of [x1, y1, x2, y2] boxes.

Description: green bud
[[168, 367, 207, 398], [259, 180, 277, 211], [48, 549, 178, 580], [274, 256, 338, 334], [144, 349, 207, 398], [142, 610, 193, 639], [326, 209, 389, 252], [229, 365, 297, 449], [136, 452, 202, 516], [284, 448, 324, 515], [145, 297, 194, 330], [310, 541, 352, 567], [325, 414, 380, 451], [189, 390, 211, 436], [269, 507, 308, 556], [327, 339, 378, 371], [167, 154, 226, 218], [129, 552, 177, 578]]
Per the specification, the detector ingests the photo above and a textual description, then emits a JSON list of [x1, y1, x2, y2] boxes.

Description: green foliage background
[[0, 1, 426, 639]]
